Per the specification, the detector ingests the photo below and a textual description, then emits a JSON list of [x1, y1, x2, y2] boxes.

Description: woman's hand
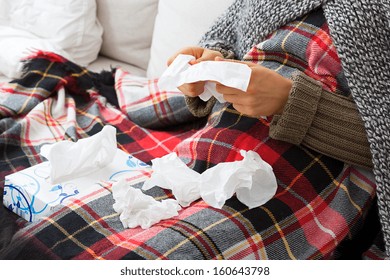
[[167, 46, 223, 97], [215, 57, 292, 117]]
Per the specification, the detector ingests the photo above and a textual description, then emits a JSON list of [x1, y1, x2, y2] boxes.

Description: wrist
[[275, 78, 293, 115]]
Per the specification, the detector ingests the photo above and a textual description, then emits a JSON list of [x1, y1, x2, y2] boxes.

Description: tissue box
[[3, 149, 150, 222]]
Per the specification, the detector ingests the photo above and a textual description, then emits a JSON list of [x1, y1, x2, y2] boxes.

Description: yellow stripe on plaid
[[206, 107, 244, 169], [260, 205, 297, 259], [46, 217, 107, 260], [274, 15, 309, 73], [19, 63, 57, 114], [222, 233, 267, 259], [158, 206, 260, 260]]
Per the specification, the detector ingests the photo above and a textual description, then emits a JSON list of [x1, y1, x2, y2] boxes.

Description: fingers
[[167, 46, 204, 66], [178, 81, 206, 97], [168, 47, 224, 66], [193, 49, 223, 64], [180, 82, 242, 99], [167, 47, 225, 97], [167, 54, 178, 66], [167, 52, 194, 66], [222, 92, 249, 108], [215, 83, 245, 96]]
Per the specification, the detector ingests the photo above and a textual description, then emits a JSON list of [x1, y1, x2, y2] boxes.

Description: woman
[[168, 0, 390, 257], [1, 0, 388, 260]]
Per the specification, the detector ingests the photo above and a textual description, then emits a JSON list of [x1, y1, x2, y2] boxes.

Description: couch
[[0, 0, 381, 260], [0, 0, 233, 83]]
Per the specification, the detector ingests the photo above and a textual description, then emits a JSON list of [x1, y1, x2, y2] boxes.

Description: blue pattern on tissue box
[[3, 149, 149, 222]]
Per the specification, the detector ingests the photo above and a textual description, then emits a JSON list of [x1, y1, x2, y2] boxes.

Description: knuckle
[[187, 85, 201, 97]]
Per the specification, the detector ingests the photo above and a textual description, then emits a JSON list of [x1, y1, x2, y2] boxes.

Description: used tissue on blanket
[[142, 150, 277, 209], [3, 125, 150, 222], [142, 152, 201, 207], [112, 177, 181, 229], [158, 54, 252, 103]]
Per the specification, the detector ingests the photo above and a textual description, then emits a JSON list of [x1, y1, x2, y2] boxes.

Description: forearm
[[269, 72, 373, 169]]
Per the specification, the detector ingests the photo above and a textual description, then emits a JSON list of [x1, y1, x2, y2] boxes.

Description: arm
[[269, 72, 372, 169], [185, 66, 372, 168], [213, 59, 372, 168]]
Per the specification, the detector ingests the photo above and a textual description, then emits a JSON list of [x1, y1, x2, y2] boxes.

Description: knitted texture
[[199, 0, 324, 59], [200, 0, 390, 255], [323, 0, 390, 256], [270, 72, 372, 168]]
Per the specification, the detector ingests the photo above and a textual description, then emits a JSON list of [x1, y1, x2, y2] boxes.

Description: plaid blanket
[[0, 52, 380, 259]]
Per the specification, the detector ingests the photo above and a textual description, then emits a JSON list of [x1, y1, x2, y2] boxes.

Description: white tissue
[[142, 153, 201, 207], [40, 125, 117, 184], [201, 150, 277, 209], [142, 150, 277, 209], [112, 177, 181, 229], [158, 54, 252, 103]]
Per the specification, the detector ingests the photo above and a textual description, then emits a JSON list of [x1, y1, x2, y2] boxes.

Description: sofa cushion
[[0, 74, 9, 85], [146, 0, 235, 79], [88, 56, 146, 77], [97, 0, 158, 72], [0, 0, 103, 78]]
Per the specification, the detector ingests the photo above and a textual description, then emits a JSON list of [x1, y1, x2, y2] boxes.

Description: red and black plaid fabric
[[244, 8, 350, 95], [0, 50, 379, 259]]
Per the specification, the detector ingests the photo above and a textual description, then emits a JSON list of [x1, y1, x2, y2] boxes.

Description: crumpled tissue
[[142, 152, 201, 207], [158, 54, 252, 103], [142, 150, 277, 209], [112, 177, 181, 229], [40, 125, 117, 184]]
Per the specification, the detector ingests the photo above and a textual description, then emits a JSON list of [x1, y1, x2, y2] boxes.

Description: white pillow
[[146, 0, 234, 79], [0, 26, 72, 78], [0, 1, 10, 25], [0, 0, 103, 78], [97, 0, 158, 72]]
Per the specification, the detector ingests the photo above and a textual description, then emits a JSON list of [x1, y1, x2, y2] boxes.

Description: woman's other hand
[[167, 46, 223, 97], [215, 57, 292, 117]]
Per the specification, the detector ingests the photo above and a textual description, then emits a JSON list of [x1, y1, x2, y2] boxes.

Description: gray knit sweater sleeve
[[269, 72, 372, 169]]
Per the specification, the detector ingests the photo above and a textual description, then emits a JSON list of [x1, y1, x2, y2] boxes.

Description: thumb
[[190, 56, 210, 65]]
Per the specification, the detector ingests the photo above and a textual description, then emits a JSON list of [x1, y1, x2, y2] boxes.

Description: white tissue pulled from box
[[112, 177, 181, 229], [157, 54, 252, 103], [40, 125, 117, 184], [4, 125, 151, 222], [142, 150, 277, 209]]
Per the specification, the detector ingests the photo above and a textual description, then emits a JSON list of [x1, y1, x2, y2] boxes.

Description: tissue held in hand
[[157, 54, 252, 103], [142, 150, 277, 209]]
